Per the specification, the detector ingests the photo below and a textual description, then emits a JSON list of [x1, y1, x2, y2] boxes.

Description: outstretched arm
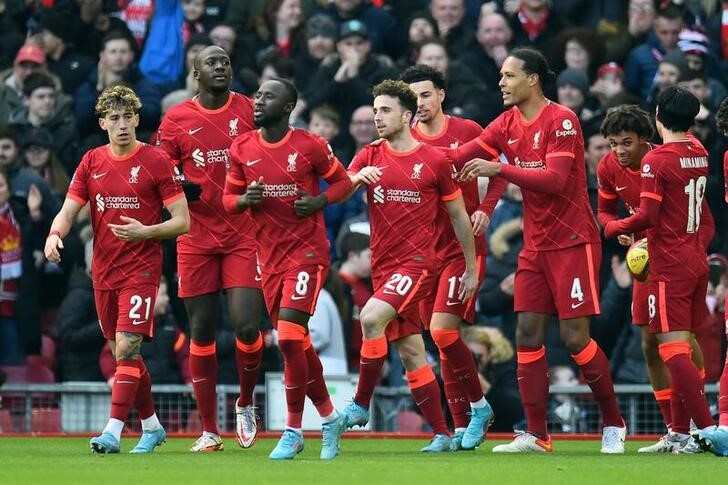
[[44, 197, 84, 263]]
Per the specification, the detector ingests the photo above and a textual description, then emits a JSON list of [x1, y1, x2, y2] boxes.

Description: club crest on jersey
[[192, 148, 205, 167], [229, 118, 239, 136], [287, 152, 298, 172], [411, 162, 423, 179], [129, 165, 141, 184], [532, 131, 541, 149]]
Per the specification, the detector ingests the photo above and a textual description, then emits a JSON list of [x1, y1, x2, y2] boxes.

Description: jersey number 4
[[684, 176, 707, 233]]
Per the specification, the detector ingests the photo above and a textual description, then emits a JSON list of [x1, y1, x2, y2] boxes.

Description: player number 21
[[129, 295, 152, 321], [684, 176, 706, 233]]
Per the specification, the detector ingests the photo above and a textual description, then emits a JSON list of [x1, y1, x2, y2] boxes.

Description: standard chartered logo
[[373, 185, 385, 204], [96, 193, 105, 212], [192, 148, 205, 167], [96, 194, 140, 211]]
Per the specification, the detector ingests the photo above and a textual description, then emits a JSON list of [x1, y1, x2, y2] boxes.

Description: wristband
[[48, 230, 62, 239]]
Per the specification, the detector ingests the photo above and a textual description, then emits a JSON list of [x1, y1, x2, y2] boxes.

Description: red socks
[[653, 388, 673, 431], [189, 340, 219, 434], [304, 336, 335, 418], [720, 357, 728, 427], [517, 346, 550, 439], [571, 339, 623, 427], [406, 364, 449, 436], [431, 329, 484, 403], [277, 321, 308, 429], [659, 341, 713, 430], [134, 358, 155, 420], [110, 359, 141, 422], [440, 356, 470, 429], [235, 333, 263, 407], [354, 336, 388, 408]]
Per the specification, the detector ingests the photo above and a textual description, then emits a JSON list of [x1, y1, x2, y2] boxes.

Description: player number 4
[[384, 273, 413, 296], [684, 176, 706, 233], [570, 278, 584, 302], [129, 295, 152, 321]]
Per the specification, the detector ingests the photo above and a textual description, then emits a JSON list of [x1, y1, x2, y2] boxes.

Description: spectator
[[0, 45, 60, 122], [430, 0, 474, 58], [245, 0, 306, 65], [74, 31, 162, 139], [625, 5, 683, 101], [74, 0, 137, 60], [37, 10, 95, 95], [117, 0, 156, 48], [551, 27, 606, 79], [8, 72, 78, 172], [339, 104, 376, 164], [182, 0, 207, 45], [647, 48, 689, 106], [548, 365, 583, 431], [460, 10, 512, 90], [509, 0, 569, 56], [590, 62, 627, 111], [56, 236, 106, 381], [583, 123, 610, 211], [138, 0, 184, 85], [599, 0, 656, 64], [0, 3, 24, 71], [303, 20, 397, 132], [293, 14, 338, 94], [308, 275, 348, 376], [21, 128, 70, 199], [461, 326, 523, 432], [556, 68, 597, 123], [416, 39, 498, 125]]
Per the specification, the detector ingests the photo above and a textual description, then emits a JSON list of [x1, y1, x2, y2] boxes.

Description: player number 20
[[684, 176, 707, 233], [384, 273, 413, 296], [129, 295, 152, 321], [294, 271, 310, 296]]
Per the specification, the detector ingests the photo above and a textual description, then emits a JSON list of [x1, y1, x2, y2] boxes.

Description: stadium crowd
[[0, 0, 727, 442]]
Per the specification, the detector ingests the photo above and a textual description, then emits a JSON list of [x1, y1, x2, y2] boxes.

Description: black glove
[[182, 180, 202, 201]]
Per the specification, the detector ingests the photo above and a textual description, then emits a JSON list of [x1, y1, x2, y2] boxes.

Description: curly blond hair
[[462, 326, 514, 364], [95, 83, 142, 117]]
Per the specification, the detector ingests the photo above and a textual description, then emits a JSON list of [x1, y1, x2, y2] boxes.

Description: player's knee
[[515, 324, 541, 346], [190, 319, 216, 342], [115, 334, 142, 361], [642, 338, 661, 365], [360, 309, 384, 337], [397, 343, 423, 369], [560, 330, 589, 354], [234, 321, 259, 343]]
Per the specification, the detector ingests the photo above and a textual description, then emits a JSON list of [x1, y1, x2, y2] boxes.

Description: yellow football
[[626, 238, 649, 282]]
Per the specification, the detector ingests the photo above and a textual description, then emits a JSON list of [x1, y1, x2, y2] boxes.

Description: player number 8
[[648, 294, 656, 319], [295, 271, 310, 296]]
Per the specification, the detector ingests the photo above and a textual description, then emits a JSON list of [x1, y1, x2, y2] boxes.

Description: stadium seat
[[32, 408, 61, 433], [0, 409, 13, 432]]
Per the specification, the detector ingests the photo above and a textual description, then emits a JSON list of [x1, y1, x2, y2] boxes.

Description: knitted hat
[[556, 68, 589, 98]]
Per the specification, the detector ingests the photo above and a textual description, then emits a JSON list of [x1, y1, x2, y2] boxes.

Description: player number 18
[[684, 176, 707, 233]]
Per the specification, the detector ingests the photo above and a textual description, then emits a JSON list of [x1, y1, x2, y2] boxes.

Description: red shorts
[[648, 275, 708, 334], [514, 243, 601, 319], [262, 264, 328, 324], [632, 280, 649, 325], [420, 255, 486, 327], [177, 245, 260, 298], [372, 265, 435, 342], [94, 284, 159, 340]]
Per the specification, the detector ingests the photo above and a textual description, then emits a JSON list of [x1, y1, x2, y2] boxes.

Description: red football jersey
[[640, 138, 709, 280], [723, 150, 728, 203], [227, 129, 343, 273], [476, 101, 599, 251], [596, 150, 646, 240], [67, 143, 184, 290], [412, 116, 485, 261], [348, 142, 461, 278], [156, 93, 256, 253]]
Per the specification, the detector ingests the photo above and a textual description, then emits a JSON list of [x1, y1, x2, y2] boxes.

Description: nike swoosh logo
[[243, 366, 260, 372], [382, 289, 398, 295], [285, 385, 300, 390], [192, 378, 207, 383], [615, 186, 628, 192], [117, 380, 135, 384], [188, 127, 203, 135], [254, 275, 262, 282], [131, 320, 146, 325], [290, 294, 306, 301], [508, 138, 518, 144], [93, 173, 107, 179], [445, 301, 461, 307], [415, 397, 430, 406], [571, 301, 585, 309], [246, 159, 261, 166]]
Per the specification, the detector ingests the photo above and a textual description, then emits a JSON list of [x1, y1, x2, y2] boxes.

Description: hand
[[107, 377, 115, 388], [458, 267, 478, 302], [44, 233, 64, 263], [181, 180, 202, 201], [108, 216, 150, 241], [499, 272, 515, 296], [243, 176, 265, 207], [611, 255, 632, 289], [334, 61, 354, 82], [617, 234, 633, 247], [353, 166, 382, 185], [294, 189, 326, 217], [471, 210, 489, 236], [27, 183, 42, 216], [459, 158, 500, 181]]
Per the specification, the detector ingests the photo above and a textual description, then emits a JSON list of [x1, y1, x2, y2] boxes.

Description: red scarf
[[518, 7, 549, 41], [722, 2, 728, 59], [0, 203, 21, 317]]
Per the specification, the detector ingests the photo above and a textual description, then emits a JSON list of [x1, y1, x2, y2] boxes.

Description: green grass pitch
[[2, 437, 728, 484]]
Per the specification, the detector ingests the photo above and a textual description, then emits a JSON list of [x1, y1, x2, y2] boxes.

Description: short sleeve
[[436, 153, 461, 202], [67, 152, 90, 205], [347, 147, 370, 174], [226, 139, 248, 188], [156, 115, 181, 162], [155, 152, 184, 207], [639, 153, 662, 202], [475, 119, 501, 159], [596, 156, 617, 200], [723, 150, 728, 203], [309, 134, 342, 179], [545, 110, 580, 160]]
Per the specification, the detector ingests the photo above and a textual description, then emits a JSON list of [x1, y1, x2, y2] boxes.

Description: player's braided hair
[[95, 83, 142, 117], [716, 96, 728, 134], [509, 47, 556, 88], [400, 64, 447, 91], [600, 105, 654, 139], [372, 80, 417, 116]]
